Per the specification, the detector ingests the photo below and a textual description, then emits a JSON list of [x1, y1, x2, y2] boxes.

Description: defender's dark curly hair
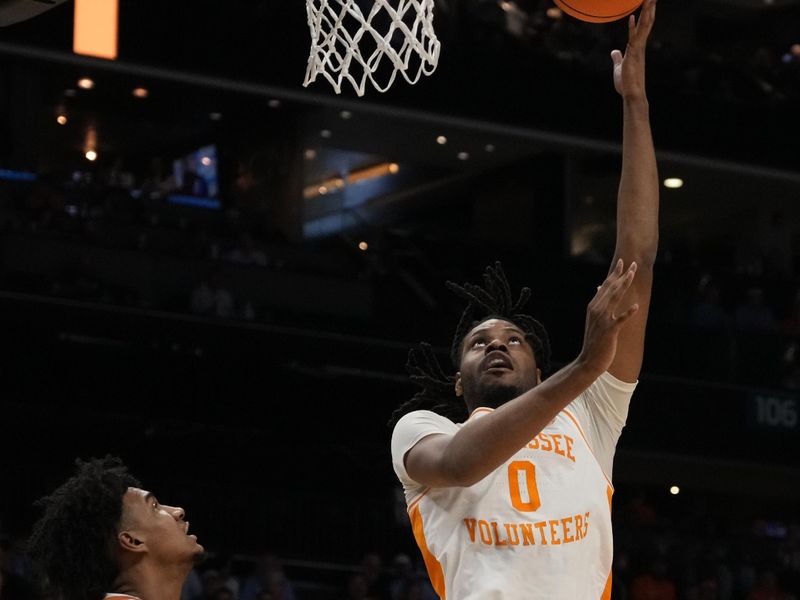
[[388, 262, 552, 429], [27, 456, 140, 600]]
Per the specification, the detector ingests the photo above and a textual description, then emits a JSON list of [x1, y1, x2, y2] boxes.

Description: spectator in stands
[[629, 558, 678, 600], [190, 270, 235, 319], [192, 569, 229, 600], [225, 233, 268, 267], [612, 551, 632, 600], [182, 568, 203, 600], [239, 554, 295, 600], [217, 557, 240, 600], [342, 573, 374, 600], [686, 575, 720, 600], [690, 275, 730, 329], [359, 553, 390, 600]]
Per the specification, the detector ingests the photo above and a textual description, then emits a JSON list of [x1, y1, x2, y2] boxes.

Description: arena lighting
[[304, 177, 343, 199], [77, 77, 95, 90], [303, 162, 399, 199], [457, 152, 470, 160], [132, 87, 149, 98], [56, 115, 68, 125], [663, 177, 684, 189], [436, 135, 448, 145], [73, 0, 118, 60], [485, 144, 496, 152], [83, 125, 98, 161], [670, 486, 680, 495], [340, 110, 353, 119], [358, 241, 369, 251]]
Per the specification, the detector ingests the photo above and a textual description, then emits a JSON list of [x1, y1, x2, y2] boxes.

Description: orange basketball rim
[[553, 0, 644, 23]]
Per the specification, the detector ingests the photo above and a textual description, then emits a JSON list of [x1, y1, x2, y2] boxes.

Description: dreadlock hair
[[27, 455, 141, 600], [388, 342, 465, 429], [447, 261, 552, 374], [388, 262, 552, 429]]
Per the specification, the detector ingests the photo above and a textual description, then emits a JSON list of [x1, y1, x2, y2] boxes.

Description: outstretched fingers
[[594, 260, 637, 314], [630, 0, 657, 46]]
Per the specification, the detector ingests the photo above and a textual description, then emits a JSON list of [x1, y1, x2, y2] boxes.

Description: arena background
[[1, 1, 799, 598]]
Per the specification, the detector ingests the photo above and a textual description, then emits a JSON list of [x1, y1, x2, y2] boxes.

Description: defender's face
[[456, 319, 540, 410], [120, 487, 204, 563]]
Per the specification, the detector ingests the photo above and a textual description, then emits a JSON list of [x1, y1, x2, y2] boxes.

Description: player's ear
[[536, 368, 541, 385], [454, 373, 463, 397], [118, 530, 147, 553]]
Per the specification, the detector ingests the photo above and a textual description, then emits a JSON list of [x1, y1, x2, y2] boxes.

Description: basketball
[[553, 0, 644, 23]]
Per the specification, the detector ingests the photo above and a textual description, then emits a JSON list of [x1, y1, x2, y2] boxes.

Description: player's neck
[[113, 561, 189, 600]]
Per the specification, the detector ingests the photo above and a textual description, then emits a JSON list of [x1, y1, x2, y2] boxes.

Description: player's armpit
[[404, 433, 465, 488]]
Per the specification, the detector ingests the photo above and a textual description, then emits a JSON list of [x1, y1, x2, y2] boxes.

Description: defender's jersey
[[391, 372, 635, 600]]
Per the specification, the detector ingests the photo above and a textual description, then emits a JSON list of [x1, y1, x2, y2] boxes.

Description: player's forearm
[[614, 97, 659, 267], [439, 359, 601, 486]]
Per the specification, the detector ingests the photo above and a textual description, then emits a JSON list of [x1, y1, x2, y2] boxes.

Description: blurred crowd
[[0, 172, 798, 391]]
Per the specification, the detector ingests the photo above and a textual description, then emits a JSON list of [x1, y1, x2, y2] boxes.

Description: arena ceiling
[[0, 0, 798, 184]]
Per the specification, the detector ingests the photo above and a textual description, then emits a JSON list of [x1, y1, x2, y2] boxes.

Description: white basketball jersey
[[391, 372, 636, 600]]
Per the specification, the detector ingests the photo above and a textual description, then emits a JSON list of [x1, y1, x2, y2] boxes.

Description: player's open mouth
[[482, 352, 513, 371]]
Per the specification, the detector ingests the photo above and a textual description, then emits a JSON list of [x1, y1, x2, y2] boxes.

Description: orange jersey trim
[[409, 503, 446, 599], [561, 408, 615, 491], [601, 570, 613, 600], [407, 487, 431, 514]]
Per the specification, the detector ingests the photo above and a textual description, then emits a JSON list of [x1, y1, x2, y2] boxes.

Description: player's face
[[456, 319, 540, 411], [119, 487, 204, 564]]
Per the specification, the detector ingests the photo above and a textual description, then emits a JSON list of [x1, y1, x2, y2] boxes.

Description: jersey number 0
[[508, 460, 541, 512]]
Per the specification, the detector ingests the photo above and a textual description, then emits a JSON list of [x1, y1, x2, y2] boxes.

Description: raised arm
[[406, 261, 639, 488], [607, 0, 659, 383]]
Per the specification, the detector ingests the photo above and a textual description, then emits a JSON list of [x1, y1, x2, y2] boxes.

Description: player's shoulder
[[576, 371, 638, 403], [393, 409, 459, 433]]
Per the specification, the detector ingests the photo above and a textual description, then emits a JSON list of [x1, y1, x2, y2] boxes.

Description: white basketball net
[[304, 0, 441, 96]]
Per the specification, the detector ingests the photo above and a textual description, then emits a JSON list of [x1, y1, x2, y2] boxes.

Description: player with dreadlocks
[[27, 456, 204, 600], [390, 1, 658, 598]]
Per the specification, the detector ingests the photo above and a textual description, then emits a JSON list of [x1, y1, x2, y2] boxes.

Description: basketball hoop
[[304, 0, 441, 96]]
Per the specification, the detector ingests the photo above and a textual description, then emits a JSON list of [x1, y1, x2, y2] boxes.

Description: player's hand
[[611, 0, 656, 100], [578, 259, 639, 376]]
